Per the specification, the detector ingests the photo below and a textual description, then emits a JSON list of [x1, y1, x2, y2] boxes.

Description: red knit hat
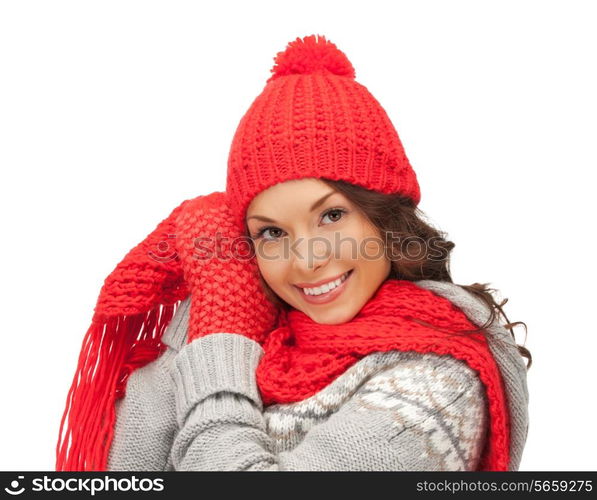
[[225, 34, 421, 223]]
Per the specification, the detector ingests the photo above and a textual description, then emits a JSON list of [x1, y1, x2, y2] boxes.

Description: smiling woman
[[56, 34, 530, 472]]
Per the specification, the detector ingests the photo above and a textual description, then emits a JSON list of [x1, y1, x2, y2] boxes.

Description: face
[[245, 178, 391, 324]]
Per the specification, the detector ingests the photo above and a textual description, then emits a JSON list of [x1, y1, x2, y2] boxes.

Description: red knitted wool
[[256, 279, 511, 472], [173, 193, 279, 343]]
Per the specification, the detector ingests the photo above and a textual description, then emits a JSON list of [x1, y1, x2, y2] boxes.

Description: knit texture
[[168, 334, 486, 471], [225, 34, 420, 226], [105, 281, 531, 471], [173, 192, 279, 343], [107, 297, 489, 470], [255, 278, 510, 471]]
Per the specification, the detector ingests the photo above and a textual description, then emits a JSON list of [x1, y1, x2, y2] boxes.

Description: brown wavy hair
[[245, 177, 532, 370]]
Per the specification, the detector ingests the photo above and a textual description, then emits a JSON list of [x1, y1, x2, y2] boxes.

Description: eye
[[321, 208, 346, 224], [253, 226, 285, 241]]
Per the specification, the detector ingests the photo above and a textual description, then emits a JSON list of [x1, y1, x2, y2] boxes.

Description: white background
[[1, 0, 595, 471]]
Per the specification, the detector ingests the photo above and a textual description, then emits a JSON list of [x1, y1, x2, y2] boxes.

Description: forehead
[[247, 178, 335, 213]]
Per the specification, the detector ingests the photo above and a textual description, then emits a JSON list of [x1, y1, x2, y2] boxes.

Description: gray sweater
[[106, 280, 529, 471]]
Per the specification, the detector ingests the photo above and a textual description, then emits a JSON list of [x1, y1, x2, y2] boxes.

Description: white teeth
[[301, 271, 350, 296]]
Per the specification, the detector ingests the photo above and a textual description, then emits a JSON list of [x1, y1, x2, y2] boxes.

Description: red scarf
[[55, 197, 510, 471]]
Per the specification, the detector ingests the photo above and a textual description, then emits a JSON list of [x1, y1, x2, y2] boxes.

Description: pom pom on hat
[[267, 34, 356, 82]]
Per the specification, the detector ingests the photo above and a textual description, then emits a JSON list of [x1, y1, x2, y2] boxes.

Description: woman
[[56, 34, 530, 471]]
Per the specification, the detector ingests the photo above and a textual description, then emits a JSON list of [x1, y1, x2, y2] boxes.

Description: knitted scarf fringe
[[55, 301, 182, 471]]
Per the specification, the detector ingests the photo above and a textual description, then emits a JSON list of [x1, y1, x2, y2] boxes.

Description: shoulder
[[413, 279, 493, 328]]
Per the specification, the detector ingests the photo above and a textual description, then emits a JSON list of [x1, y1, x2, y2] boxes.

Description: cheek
[[336, 223, 385, 265], [255, 252, 288, 288], [361, 237, 387, 262]]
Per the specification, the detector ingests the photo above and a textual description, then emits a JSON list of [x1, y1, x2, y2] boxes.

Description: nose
[[291, 232, 333, 273]]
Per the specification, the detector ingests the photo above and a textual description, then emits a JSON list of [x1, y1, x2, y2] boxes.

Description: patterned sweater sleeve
[[169, 333, 488, 471]]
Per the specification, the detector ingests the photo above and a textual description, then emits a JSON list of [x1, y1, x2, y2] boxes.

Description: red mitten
[[175, 191, 279, 344]]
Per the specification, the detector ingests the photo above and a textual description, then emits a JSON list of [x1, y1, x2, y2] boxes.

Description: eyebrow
[[246, 190, 336, 223]]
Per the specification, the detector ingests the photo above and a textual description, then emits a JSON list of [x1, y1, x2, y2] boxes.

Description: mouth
[[293, 269, 354, 305]]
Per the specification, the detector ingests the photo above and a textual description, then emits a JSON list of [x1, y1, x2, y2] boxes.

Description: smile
[[293, 269, 354, 304]]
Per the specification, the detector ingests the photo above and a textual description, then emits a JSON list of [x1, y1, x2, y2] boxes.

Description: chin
[[308, 308, 358, 325]]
